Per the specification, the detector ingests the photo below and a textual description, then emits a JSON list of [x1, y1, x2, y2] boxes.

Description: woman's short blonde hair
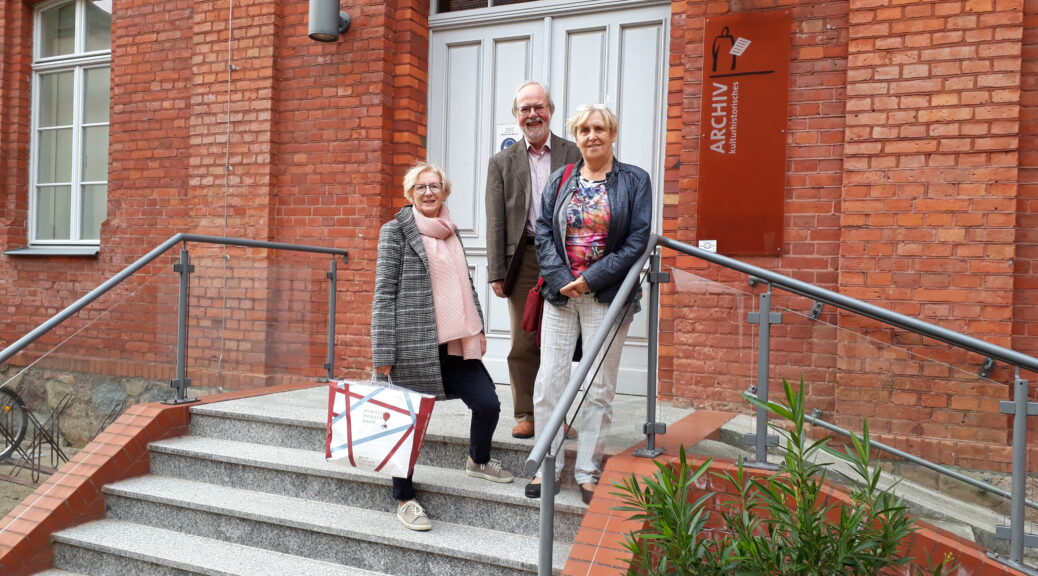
[[402, 162, 452, 204], [566, 104, 619, 139]]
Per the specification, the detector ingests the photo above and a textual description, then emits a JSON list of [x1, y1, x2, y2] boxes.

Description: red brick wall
[[838, 0, 1024, 471], [1016, 0, 1038, 460], [0, 1, 33, 249]]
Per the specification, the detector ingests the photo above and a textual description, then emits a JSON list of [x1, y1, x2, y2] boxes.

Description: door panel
[[429, 3, 670, 395], [442, 41, 483, 235]]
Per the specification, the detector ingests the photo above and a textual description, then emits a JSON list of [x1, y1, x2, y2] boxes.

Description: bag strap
[[557, 163, 575, 198], [534, 163, 576, 292]]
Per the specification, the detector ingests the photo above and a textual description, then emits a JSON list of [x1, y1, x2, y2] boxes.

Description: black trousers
[[392, 345, 501, 502]]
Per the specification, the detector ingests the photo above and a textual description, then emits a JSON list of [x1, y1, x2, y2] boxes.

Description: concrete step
[[30, 571, 90, 576], [102, 475, 569, 575], [52, 519, 388, 576], [147, 435, 586, 541], [186, 384, 649, 487]]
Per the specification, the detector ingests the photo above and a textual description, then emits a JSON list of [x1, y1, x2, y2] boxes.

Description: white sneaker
[[396, 500, 431, 531], [466, 457, 514, 483]]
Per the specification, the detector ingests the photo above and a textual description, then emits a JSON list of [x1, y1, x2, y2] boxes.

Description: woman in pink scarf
[[372, 162, 514, 531]]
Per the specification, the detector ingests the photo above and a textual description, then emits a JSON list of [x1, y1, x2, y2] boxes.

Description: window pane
[[81, 184, 107, 240], [40, 2, 76, 58], [85, 1, 112, 52], [37, 128, 73, 184], [83, 67, 110, 123], [82, 125, 109, 181], [38, 71, 74, 127], [36, 186, 72, 240]]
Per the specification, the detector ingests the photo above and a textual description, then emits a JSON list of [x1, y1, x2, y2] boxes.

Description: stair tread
[[188, 383, 693, 454], [104, 474, 571, 569], [149, 434, 588, 510], [53, 520, 389, 575]]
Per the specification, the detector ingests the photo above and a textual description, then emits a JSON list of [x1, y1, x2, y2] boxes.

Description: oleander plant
[[612, 378, 957, 576]]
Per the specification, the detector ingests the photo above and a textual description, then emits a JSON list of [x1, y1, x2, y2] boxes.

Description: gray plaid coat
[[371, 206, 484, 399]]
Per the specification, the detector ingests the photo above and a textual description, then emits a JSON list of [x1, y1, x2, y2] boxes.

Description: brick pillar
[[841, 0, 1024, 470], [0, 0, 33, 249]]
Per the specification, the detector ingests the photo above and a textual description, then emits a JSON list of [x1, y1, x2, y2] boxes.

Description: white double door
[[427, 1, 671, 395]]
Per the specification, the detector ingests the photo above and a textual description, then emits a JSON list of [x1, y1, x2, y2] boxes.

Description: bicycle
[[0, 386, 29, 463]]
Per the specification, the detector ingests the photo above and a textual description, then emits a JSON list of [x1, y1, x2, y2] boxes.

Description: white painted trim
[[29, 0, 110, 245], [430, 0, 670, 30]]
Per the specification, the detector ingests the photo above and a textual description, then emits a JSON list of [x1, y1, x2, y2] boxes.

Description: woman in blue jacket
[[526, 104, 652, 504]]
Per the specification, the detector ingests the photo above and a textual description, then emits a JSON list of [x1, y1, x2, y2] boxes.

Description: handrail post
[[635, 246, 666, 458], [323, 257, 338, 382], [1010, 369, 1028, 564], [165, 247, 198, 405], [989, 368, 1038, 574], [746, 281, 779, 468], [538, 455, 557, 576]]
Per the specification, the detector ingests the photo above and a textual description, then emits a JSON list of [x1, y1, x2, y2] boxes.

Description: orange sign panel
[[696, 11, 792, 256]]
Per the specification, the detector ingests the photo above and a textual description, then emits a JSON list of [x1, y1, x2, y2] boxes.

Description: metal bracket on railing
[[810, 300, 824, 320], [742, 387, 779, 451], [979, 357, 996, 378], [165, 248, 199, 405], [648, 268, 670, 284]]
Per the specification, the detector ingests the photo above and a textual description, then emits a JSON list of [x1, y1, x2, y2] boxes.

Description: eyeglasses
[[515, 104, 548, 115], [575, 103, 610, 112], [414, 182, 443, 194]]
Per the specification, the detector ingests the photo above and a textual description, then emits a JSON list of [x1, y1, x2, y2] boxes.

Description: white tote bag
[[325, 378, 435, 478]]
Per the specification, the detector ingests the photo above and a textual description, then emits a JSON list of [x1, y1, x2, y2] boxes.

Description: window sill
[[4, 246, 100, 257]]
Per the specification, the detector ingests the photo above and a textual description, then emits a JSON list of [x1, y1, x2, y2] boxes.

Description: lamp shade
[[309, 0, 347, 42]]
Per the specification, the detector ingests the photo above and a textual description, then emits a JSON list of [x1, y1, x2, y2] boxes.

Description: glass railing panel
[[660, 254, 1035, 558], [0, 251, 180, 481], [0, 243, 341, 480], [183, 245, 339, 391], [659, 264, 758, 410], [767, 288, 1036, 557]]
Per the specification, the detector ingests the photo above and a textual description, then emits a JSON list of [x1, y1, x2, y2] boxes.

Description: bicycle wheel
[[0, 387, 28, 463]]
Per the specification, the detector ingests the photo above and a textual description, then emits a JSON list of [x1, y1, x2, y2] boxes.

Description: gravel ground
[[0, 446, 70, 520], [0, 477, 36, 518]]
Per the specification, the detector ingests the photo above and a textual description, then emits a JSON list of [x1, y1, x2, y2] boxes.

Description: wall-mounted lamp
[[309, 0, 350, 42]]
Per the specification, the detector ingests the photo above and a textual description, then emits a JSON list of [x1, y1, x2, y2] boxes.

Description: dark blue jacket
[[534, 158, 652, 308]]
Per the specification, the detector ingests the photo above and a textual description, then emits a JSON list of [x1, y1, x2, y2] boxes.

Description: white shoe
[[396, 500, 431, 531]]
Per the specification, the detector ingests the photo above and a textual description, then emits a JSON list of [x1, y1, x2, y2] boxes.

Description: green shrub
[[612, 378, 957, 576]]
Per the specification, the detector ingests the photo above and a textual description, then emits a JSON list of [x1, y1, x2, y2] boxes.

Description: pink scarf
[[413, 206, 486, 360]]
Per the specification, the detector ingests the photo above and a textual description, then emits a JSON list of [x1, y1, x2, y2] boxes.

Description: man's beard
[[521, 119, 549, 144]]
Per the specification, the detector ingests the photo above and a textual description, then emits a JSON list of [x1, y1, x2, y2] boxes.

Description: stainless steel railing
[[527, 233, 1037, 576], [0, 233, 349, 403]]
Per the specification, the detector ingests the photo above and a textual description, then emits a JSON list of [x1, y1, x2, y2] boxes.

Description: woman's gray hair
[[566, 104, 619, 138], [402, 162, 452, 203]]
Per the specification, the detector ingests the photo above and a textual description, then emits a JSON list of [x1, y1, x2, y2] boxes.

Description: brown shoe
[[512, 421, 535, 439], [564, 424, 578, 439]]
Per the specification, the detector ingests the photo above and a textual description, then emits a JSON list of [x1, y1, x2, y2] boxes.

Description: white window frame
[[29, 0, 111, 246]]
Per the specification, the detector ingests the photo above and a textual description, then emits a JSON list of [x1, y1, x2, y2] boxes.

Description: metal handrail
[[530, 234, 1037, 576], [0, 233, 348, 368], [800, 405, 1038, 511], [655, 235, 1038, 375]]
